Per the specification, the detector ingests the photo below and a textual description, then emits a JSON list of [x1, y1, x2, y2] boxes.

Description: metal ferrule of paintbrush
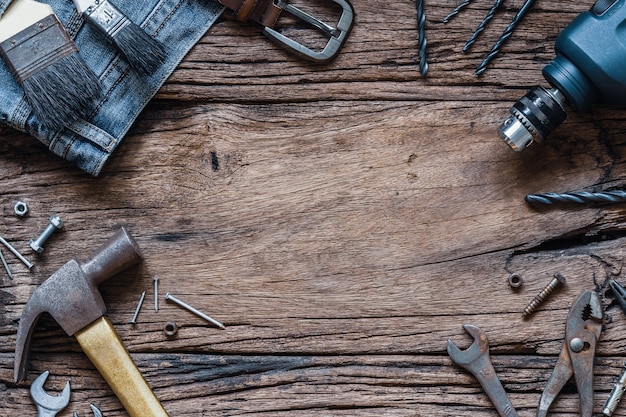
[[73, 0, 166, 75]]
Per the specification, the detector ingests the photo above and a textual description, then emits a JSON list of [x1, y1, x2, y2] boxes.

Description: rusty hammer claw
[[447, 324, 519, 417], [30, 371, 70, 417]]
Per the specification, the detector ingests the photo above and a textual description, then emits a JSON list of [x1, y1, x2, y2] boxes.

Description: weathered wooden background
[[3, 0, 626, 415]]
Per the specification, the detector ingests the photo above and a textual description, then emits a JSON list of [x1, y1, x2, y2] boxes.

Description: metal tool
[[447, 324, 519, 417], [130, 291, 146, 324], [29, 215, 63, 253], [415, 0, 428, 76], [14, 228, 169, 417], [73, 404, 103, 417], [476, 0, 536, 75], [165, 292, 225, 329], [30, 371, 70, 417], [536, 290, 604, 417], [609, 279, 626, 315], [463, 0, 506, 52], [0, 235, 33, 269], [603, 362, 626, 416], [522, 273, 566, 319], [526, 190, 626, 206], [0, 248, 12, 279], [442, 0, 470, 23]]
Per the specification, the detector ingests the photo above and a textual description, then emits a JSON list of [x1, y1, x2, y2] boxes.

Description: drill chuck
[[498, 86, 567, 151]]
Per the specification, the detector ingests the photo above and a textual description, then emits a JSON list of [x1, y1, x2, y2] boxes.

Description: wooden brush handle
[[0, 0, 52, 42], [75, 317, 170, 417]]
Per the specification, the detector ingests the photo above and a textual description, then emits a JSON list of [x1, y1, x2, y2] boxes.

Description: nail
[[130, 291, 146, 324], [165, 292, 225, 329]]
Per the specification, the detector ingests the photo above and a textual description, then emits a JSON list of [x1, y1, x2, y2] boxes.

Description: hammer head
[[14, 227, 143, 383]]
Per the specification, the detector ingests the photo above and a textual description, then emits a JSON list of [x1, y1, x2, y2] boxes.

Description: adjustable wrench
[[447, 324, 519, 417], [30, 371, 70, 417]]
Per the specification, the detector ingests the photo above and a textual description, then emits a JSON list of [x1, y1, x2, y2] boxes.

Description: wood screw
[[522, 272, 566, 319]]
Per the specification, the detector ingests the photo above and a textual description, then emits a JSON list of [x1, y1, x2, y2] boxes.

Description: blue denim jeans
[[0, 0, 223, 176]]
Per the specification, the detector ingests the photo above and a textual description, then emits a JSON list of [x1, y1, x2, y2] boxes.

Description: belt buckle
[[262, 0, 354, 62]]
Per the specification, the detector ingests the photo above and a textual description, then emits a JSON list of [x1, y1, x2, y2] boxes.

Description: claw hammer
[[14, 228, 169, 417]]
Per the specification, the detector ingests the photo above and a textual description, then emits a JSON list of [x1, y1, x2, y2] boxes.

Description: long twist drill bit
[[443, 0, 471, 23], [463, 0, 506, 52], [476, 0, 536, 75], [416, 0, 428, 76], [525, 190, 626, 205]]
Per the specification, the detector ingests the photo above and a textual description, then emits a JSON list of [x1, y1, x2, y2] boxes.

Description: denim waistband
[[0, 0, 223, 176]]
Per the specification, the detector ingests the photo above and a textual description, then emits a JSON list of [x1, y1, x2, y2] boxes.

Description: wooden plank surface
[[3, 0, 626, 415]]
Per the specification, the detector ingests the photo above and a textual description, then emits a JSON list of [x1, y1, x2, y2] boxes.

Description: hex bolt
[[522, 272, 566, 319], [29, 215, 63, 253]]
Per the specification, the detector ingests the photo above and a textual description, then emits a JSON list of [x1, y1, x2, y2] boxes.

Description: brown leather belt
[[217, 0, 282, 27], [217, 0, 355, 63]]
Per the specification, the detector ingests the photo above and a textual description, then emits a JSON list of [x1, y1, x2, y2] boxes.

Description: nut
[[508, 273, 523, 289], [163, 322, 178, 338], [14, 201, 28, 217]]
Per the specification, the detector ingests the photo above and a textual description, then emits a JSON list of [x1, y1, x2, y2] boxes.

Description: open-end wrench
[[447, 324, 519, 417], [30, 371, 70, 417]]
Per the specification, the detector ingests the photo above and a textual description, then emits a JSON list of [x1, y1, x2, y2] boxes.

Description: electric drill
[[498, 0, 626, 151]]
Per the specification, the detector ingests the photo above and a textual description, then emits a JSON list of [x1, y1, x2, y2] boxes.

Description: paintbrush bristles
[[0, 13, 101, 129], [22, 53, 101, 129], [109, 21, 166, 75], [84, 0, 166, 75]]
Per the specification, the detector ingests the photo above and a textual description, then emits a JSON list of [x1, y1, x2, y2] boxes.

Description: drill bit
[[443, 0, 471, 23], [463, 0, 506, 52], [416, 0, 428, 75], [476, 0, 536, 75], [525, 190, 626, 205]]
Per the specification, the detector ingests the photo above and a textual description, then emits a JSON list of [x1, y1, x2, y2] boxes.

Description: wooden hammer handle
[[75, 317, 169, 417]]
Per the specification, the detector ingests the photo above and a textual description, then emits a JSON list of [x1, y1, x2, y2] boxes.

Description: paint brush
[[0, 0, 102, 130], [72, 0, 166, 75]]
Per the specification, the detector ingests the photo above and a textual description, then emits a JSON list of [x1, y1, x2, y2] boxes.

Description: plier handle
[[536, 290, 604, 417]]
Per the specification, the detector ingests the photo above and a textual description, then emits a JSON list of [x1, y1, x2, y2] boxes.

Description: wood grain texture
[[3, 0, 626, 415]]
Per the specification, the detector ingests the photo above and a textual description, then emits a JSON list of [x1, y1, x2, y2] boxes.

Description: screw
[[604, 363, 626, 416], [29, 215, 63, 253], [522, 272, 566, 318], [0, 235, 33, 269], [165, 292, 225, 329], [130, 291, 146, 324], [0, 249, 12, 279], [154, 276, 159, 312]]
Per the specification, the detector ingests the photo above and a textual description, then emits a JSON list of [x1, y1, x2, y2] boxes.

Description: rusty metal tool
[[536, 290, 604, 417], [14, 228, 169, 417], [30, 371, 70, 417], [447, 324, 519, 417]]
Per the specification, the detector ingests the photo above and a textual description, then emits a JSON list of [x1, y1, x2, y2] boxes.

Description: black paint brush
[[0, 0, 102, 130], [72, 0, 166, 75]]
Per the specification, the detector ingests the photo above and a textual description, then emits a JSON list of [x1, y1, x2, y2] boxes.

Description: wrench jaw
[[30, 371, 71, 416], [446, 324, 490, 366]]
